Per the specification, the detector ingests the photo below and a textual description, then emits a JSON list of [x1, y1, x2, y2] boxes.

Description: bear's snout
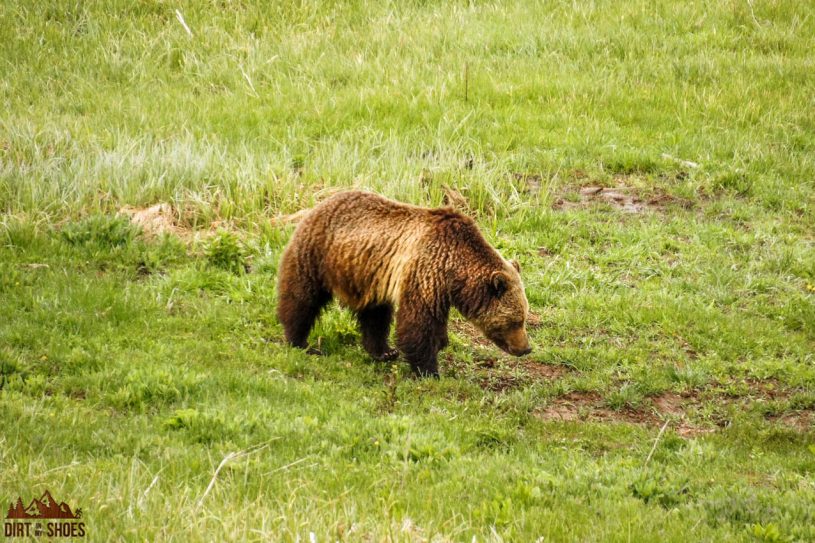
[[506, 340, 531, 357], [505, 326, 531, 356], [512, 345, 532, 357], [487, 326, 531, 357], [509, 325, 532, 356]]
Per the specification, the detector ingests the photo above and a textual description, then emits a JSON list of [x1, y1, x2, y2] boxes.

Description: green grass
[[1, 0, 814, 541]]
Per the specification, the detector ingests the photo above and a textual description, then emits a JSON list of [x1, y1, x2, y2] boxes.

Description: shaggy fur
[[276, 190, 531, 377]]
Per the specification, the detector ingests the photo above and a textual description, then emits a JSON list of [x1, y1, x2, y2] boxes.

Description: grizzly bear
[[276, 190, 531, 377]]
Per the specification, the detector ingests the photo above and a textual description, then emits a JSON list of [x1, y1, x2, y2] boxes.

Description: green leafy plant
[[61, 215, 138, 248], [204, 230, 247, 274]]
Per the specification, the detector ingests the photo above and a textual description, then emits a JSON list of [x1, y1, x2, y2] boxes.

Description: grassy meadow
[[1, 0, 814, 540]]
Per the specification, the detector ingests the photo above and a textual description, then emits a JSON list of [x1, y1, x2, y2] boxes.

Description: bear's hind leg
[[357, 304, 398, 361], [277, 264, 331, 349], [278, 288, 331, 349]]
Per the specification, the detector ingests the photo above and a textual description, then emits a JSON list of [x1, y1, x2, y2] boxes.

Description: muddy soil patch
[[477, 371, 527, 393], [450, 319, 568, 391], [552, 185, 692, 214], [766, 411, 814, 432], [523, 361, 568, 381], [536, 390, 713, 437], [537, 384, 814, 436], [475, 360, 570, 393], [715, 377, 796, 401]]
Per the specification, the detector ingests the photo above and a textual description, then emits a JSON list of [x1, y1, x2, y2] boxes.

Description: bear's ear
[[510, 259, 521, 272], [490, 270, 509, 297]]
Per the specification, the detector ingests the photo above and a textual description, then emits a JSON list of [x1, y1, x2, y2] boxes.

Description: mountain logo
[[6, 490, 82, 520]]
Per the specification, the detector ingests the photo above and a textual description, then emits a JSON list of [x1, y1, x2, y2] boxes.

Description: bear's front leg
[[357, 304, 399, 361], [395, 300, 449, 378]]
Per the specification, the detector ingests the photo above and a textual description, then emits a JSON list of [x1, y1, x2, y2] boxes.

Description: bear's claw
[[375, 348, 400, 361]]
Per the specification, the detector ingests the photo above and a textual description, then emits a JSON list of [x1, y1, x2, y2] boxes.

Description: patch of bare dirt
[[651, 392, 715, 437], [523, 361, 567, 380], [661, 153, 700, 170], [552, 185, 692, 214], [475, 360, 569, 393], [451, 318, 562, 371], [767, 411, 814, 432], [119, 203, 180, 237], [652, 392, 688, 417], [536, 390, 713, 437], [537, 382, 814, 436], [536, 391, 602, 422], [120, 203, 241, 241], [477, 372, 526, 393], [645, 192, 693, 210], [513, 173, 543, 195], [719, 377, 794, 401]]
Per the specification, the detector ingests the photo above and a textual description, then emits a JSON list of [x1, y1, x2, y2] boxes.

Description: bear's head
[[459, 259, 531, 357]]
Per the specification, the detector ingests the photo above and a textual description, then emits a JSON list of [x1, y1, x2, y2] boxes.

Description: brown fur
[[276, 191, 531, 377]]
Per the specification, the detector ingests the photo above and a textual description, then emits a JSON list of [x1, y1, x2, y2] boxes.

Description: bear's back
[[298, 191, 433, 308]]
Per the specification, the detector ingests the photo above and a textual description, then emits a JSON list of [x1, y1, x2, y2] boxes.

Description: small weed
[[472, 425, 516, 450], [163, 408, 233, 444], [748, 523, 790, 543], [667, 364, 710, 388], [474, 495, 515, 527], [712, 171, 754, 197], [109, 367, 201, 411], [406, 438, 456, 463], [605, 383, 645, 410], [136, 234, 188, 275], [0, 353, 25, 391], [381, 364, 400, 413], [163, 408, 201, 430], [204, 230, 248, 274], [60, 215, 138, 248], [630, 471, 691, 509], [703, 486, 815, 540]]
